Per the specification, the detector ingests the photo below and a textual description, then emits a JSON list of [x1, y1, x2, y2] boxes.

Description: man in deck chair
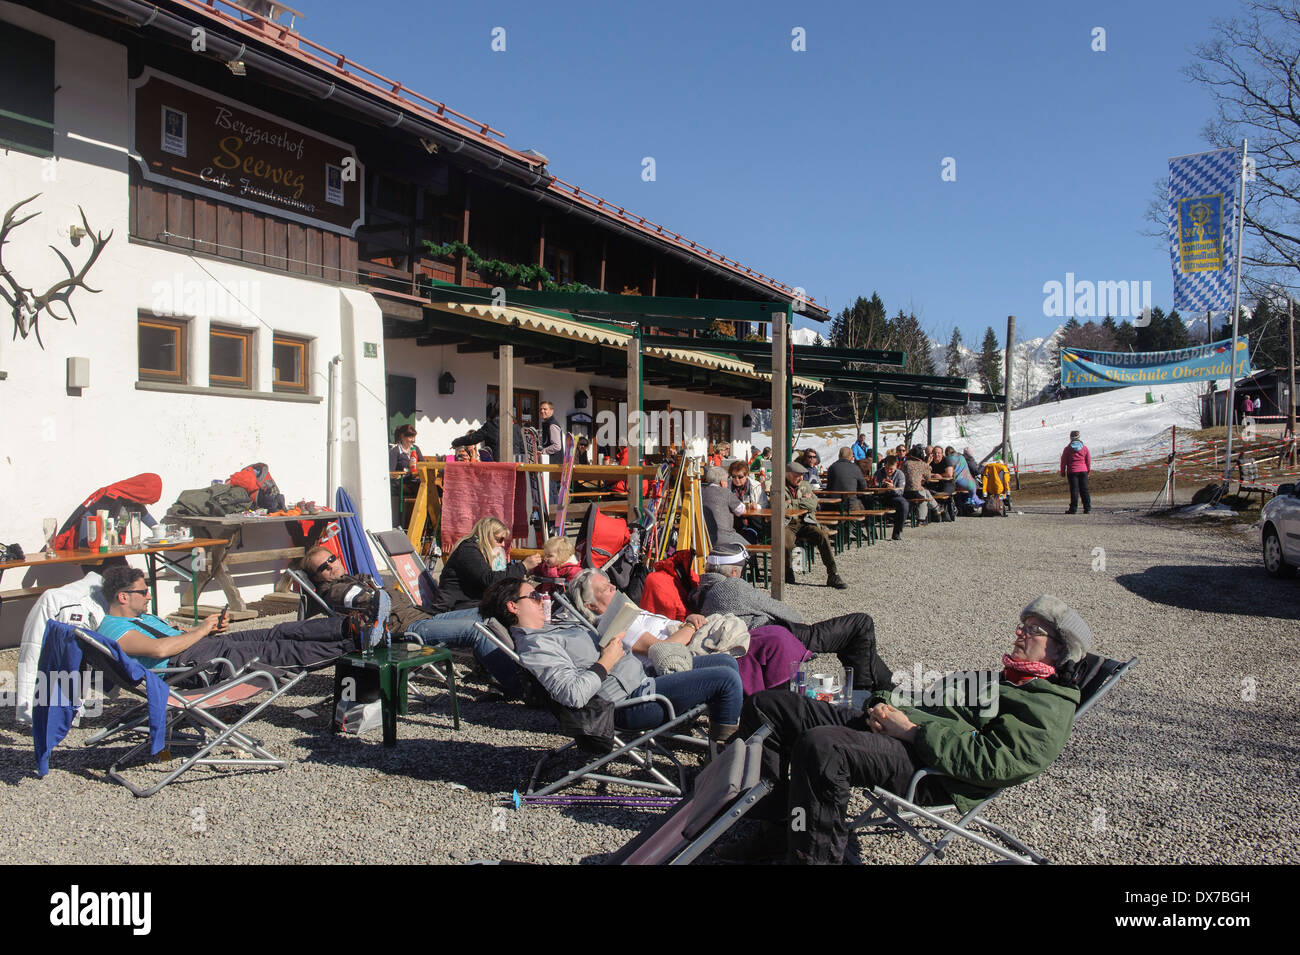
[[720, 595, 1090, 864], [568, 567, 810, 696], [694, 542, 895, 691], [96, 566, 368, 681], [303, 545, 524, 697]]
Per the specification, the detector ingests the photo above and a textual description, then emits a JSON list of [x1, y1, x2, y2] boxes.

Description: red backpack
[[575, 504, 631, 569], [229, 463, 285, 511]]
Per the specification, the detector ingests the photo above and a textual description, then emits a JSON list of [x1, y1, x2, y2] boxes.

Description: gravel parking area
[[2, 493, 1297, 865]]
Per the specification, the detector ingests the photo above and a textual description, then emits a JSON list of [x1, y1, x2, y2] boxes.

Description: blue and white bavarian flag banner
[[1168, 147, 1238, 313], [1061, 338, 1251, 389]]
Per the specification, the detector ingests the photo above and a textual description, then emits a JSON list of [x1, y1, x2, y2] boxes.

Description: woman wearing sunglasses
[[435, 516, 542, 614], [480, 576, 744, 746]]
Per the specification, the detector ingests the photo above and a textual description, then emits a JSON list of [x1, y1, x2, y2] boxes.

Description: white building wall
[[0, 4, 387, 643], [383, 337, 754, 459]]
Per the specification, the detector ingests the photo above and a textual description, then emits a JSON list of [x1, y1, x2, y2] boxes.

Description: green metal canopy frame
[[418, 283, 806, 595]]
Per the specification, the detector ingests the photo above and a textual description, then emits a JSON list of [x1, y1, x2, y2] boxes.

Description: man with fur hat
[[720, 594, 1094, 864]]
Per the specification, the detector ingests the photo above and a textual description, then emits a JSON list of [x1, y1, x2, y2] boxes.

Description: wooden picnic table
[[0, 538, 228, 617], [166, 511, 352, 614]]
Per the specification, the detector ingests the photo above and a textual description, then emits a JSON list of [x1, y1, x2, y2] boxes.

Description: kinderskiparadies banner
[[1060, 338, 1251, 389]]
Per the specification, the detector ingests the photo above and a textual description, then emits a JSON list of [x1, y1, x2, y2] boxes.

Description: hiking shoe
[[827, 574, 848, 590], [891, 533, 903, 541], [785, 567, 796, 585], [714, 822, 788, 863]]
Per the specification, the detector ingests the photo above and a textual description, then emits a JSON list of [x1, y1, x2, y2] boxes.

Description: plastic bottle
[[409, 448, 419, 476], [541, 592, 552, 623]]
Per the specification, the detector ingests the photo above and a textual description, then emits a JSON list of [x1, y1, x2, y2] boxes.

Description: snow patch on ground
[[763, 381, 1207, 471]]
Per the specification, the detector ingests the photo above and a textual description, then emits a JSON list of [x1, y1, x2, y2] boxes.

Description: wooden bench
[[1236, 459, 1275, 502]]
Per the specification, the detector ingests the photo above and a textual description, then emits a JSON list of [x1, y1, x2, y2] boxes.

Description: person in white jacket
[[14, 571, 110, 724]]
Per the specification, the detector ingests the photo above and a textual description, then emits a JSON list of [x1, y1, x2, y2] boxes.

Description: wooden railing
[[404, 461, 660, 549]]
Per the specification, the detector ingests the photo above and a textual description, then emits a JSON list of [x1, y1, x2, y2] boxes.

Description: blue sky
[[296, 0, 1234, 344]]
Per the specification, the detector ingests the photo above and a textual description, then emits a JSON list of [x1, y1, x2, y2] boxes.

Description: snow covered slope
[[765, 380, 1207, 472]]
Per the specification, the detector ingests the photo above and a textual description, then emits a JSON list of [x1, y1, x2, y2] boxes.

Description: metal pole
[[771, 310, 788, 598], [926, 403, 933, 446], [1287, 296, 1296, 465], [1222, 139, 1248, 483], [1002, 315, 1016, 462], [1171, 425, 1176, 505], [499, 343, 514, 463], [627, 325, 642, 512]]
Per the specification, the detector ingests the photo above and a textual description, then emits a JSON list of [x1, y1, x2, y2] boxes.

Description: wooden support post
[[771, 308, 789, 598], [500, 343, 514, 463], [627, 325, 643, 511], [872, 386, 879, 464], [536, 216, 546, 291], [456, 184, 471, 285]]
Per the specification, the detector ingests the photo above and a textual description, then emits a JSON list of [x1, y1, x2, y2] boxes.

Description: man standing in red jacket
[[1060, 430, 1092, 514]]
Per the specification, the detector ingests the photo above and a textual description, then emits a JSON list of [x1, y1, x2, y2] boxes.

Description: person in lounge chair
[[567, 564, 810, 695], [694, 542, 893, 690], [718, 595, 1092, 864], [96, 566, 365, 681], [304, 539, 525, 697], [480, 576, 744, 746]]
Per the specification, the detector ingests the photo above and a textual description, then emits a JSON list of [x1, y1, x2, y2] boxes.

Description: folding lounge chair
[[286, 565, 337, 621], [368, 528, 441, 609], [606, 723, 773, 865], [75, 628, 306, 797], [849, 654, 1138, 864], [473, 612, 706, 800]]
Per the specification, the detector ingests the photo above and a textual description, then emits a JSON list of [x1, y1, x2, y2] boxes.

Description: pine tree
[[978, 326, 1002, 393], [945, 328, 964, 377], [1114, 319, 1136, 351]]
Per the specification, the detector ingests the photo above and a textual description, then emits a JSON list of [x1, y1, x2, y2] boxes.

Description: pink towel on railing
[[440, 462, 529, 554]]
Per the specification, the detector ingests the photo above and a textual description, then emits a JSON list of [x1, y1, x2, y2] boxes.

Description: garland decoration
[[423, 240, 600, 294]]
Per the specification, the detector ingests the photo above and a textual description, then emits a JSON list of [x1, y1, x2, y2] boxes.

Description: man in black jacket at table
[[825, 447, 869, 510]]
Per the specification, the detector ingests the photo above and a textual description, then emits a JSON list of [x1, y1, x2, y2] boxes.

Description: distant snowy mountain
[[794, 313, 1222, 412], [929, 328, 1060, 408]]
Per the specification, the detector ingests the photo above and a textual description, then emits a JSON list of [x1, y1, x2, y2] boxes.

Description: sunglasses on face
[[515, 591, 544, 603], [311, 554, 337, 576], [122, 589, 150, 597], [1016, 621, 1055, 640]]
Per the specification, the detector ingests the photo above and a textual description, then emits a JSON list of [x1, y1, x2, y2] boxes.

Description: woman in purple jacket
[[1060, 430, 1092, 514]]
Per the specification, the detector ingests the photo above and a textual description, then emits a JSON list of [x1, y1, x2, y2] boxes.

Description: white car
[[1260, 482, 1300, 577]]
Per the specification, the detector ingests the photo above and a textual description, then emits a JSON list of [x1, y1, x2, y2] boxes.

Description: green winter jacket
[[882, 674, 1080, 814]]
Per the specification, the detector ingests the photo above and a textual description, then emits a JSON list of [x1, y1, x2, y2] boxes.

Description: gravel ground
[[2, 492, 1297, 865]]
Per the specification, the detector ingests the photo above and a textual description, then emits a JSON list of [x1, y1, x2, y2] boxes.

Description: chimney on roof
[[519, 149, 550, 168]]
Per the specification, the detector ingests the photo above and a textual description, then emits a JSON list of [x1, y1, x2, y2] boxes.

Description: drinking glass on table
[[43, 517, 58, 557], [789, 660, 809, 697], [838, 668, 855, 710]]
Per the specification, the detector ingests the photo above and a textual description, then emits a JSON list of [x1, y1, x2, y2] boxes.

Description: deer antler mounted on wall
[[0, 194, 113, 348]]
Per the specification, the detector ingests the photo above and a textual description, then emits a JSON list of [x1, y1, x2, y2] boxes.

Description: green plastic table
[[332, 644, 459, 746]]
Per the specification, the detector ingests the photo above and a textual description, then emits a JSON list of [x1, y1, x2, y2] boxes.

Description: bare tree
[[1184, 1, 1300, 297]]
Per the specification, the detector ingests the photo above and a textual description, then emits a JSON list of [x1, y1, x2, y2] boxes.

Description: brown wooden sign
[[131, 70, 364, 236]]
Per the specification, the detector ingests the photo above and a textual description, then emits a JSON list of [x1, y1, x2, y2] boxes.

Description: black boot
[[785, 566, 796, 585]]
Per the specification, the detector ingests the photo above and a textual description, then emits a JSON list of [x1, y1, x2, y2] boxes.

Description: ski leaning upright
[[522, 427, 549, 546], [551, 432, 577, 538]]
